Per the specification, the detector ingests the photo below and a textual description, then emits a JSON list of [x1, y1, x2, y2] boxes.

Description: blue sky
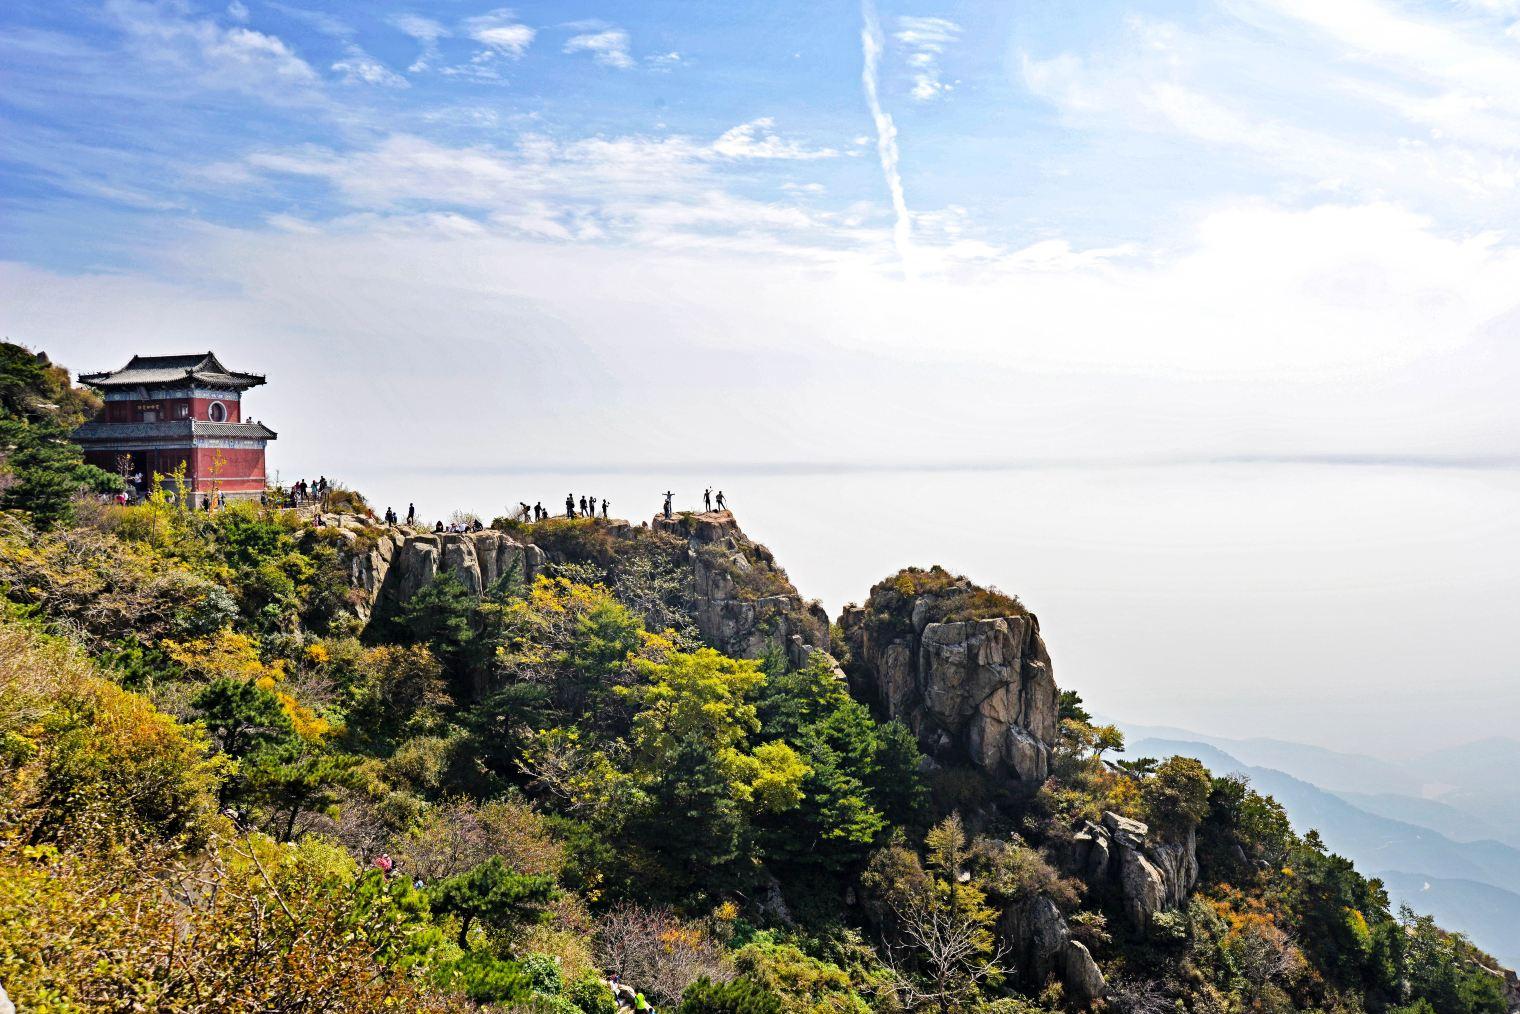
[[9, 0, 1519, 268]]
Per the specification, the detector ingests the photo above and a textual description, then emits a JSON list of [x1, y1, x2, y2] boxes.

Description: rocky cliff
[[308, 515, 546, 622], [327, 510, 831, 670], [840, 567, 1059, 783], [650, 511, 831, 669], [322, 511, 1205, 1005]]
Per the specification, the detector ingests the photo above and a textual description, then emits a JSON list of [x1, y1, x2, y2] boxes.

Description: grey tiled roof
[[196, 421, 277, 439], [72, 420, 277, 440], [78, 352, 266, 390]]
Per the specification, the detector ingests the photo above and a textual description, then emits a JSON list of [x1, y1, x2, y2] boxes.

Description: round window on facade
[[208, 401, 227, 422]]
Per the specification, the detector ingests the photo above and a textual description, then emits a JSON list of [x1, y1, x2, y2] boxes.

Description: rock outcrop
[[1002, 895, 1106, 1006], [1073, 812, 1198, 929], [840, 568, 1058, 782], [652, 511, 832, 668], [328, 509, 831, 670], [314, 516, 544, 622]]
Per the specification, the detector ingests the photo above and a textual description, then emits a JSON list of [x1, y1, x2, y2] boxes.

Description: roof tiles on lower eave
[[71, 420, 278, 440]]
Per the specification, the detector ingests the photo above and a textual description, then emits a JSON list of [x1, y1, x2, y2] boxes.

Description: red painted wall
[[190, 446, 265, 491], [105, 394, 242, 423], [81, 445, 267, 493]]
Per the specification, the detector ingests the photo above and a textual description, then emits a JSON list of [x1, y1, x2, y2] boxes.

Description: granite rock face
[[653, 511, 832, 669], [320, 517, 544, 623], [1001, 894, 1106, 1006], [1072, 811, 1199, 930], [334, 509, 831, 671], [840, 571, 1059, 782]]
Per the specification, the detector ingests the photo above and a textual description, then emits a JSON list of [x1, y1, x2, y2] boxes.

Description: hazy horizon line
[[349, 453, 1520, 478]]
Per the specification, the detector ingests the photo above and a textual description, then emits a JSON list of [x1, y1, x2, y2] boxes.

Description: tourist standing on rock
[[566, 494, 575, 519], [662, 491, 674, 519], [579, 495, 588, 517], [407, 503, 416, 525], [601, 498, 609, 518], [704, 487, 712, 511], [715, 490, 726, 511]]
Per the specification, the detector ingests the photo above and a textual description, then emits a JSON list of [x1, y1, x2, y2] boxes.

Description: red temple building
[[72, 352, 276, 497]]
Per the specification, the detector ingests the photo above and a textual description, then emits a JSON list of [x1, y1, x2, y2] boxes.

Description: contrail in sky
[[860, 0, 915, 277]]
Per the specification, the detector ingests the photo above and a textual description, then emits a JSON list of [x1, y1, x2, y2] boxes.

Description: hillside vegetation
[[0, 342, 1511, 1014]]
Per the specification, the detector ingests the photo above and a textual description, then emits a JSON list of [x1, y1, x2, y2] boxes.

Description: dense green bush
[[523, 952, 566, 994], [565, 974, 617, 1014], [678, 977, 783, 1014]]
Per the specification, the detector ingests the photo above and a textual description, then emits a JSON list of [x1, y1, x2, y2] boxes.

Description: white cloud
[[564, 28, 633, 69], [232, 130, 886, 263], [226, 1, 248, 22], [331, 46, 407, 87], [107, 0, 318, 94], [465, 9, 535, 58], [391, 13, 448, 72], [1019, 8, 1520, 214], [215, 26, 315, 82], [265, 2, 353, 39], [894, 15, 960, 101], [646, 51, 681, 69], [6, 198, 1517, 472], [861, 0, 914, 273], [712, 118, 838, 160]]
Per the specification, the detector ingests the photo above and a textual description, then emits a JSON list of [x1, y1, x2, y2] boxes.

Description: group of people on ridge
[[561, 494, 609, 520], [376, 486, 732, 533], [380, 503, 418, 527], [290, 476, 328, 505]]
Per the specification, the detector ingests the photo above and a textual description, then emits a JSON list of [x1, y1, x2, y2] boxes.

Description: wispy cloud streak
[[860, 0, 914, 276]]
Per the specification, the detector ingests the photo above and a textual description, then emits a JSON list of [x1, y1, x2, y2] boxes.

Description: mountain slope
[[1376, 871, 1520, 971], [1129, 736, 1520, 968], [1332, 790, 1509, 846]]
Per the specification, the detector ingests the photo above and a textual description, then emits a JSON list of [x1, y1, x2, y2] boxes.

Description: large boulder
[[1001, 895, 1107, 1007], [841, 568, 1058, 782], [1074, 813, 1199, 930]]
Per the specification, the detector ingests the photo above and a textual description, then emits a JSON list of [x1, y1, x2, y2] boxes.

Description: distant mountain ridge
[[1115, 721, 1520, 849], [1125, 734, 1520, 969]]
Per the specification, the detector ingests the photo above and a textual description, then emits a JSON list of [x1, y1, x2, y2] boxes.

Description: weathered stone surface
[[1064, 940, 1107, 1006], [657, 511, 832, 668], [1001, 895, 1107, 1008], [1076, 815, 1198, 931], [327, 518, 542, 624], [1102, 811, 1149, 850], [841, 576, 1059, 783], [347, 509, 826, 669], [1147, 828, 1199, 911], [1119, 845, 1169, 928]]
